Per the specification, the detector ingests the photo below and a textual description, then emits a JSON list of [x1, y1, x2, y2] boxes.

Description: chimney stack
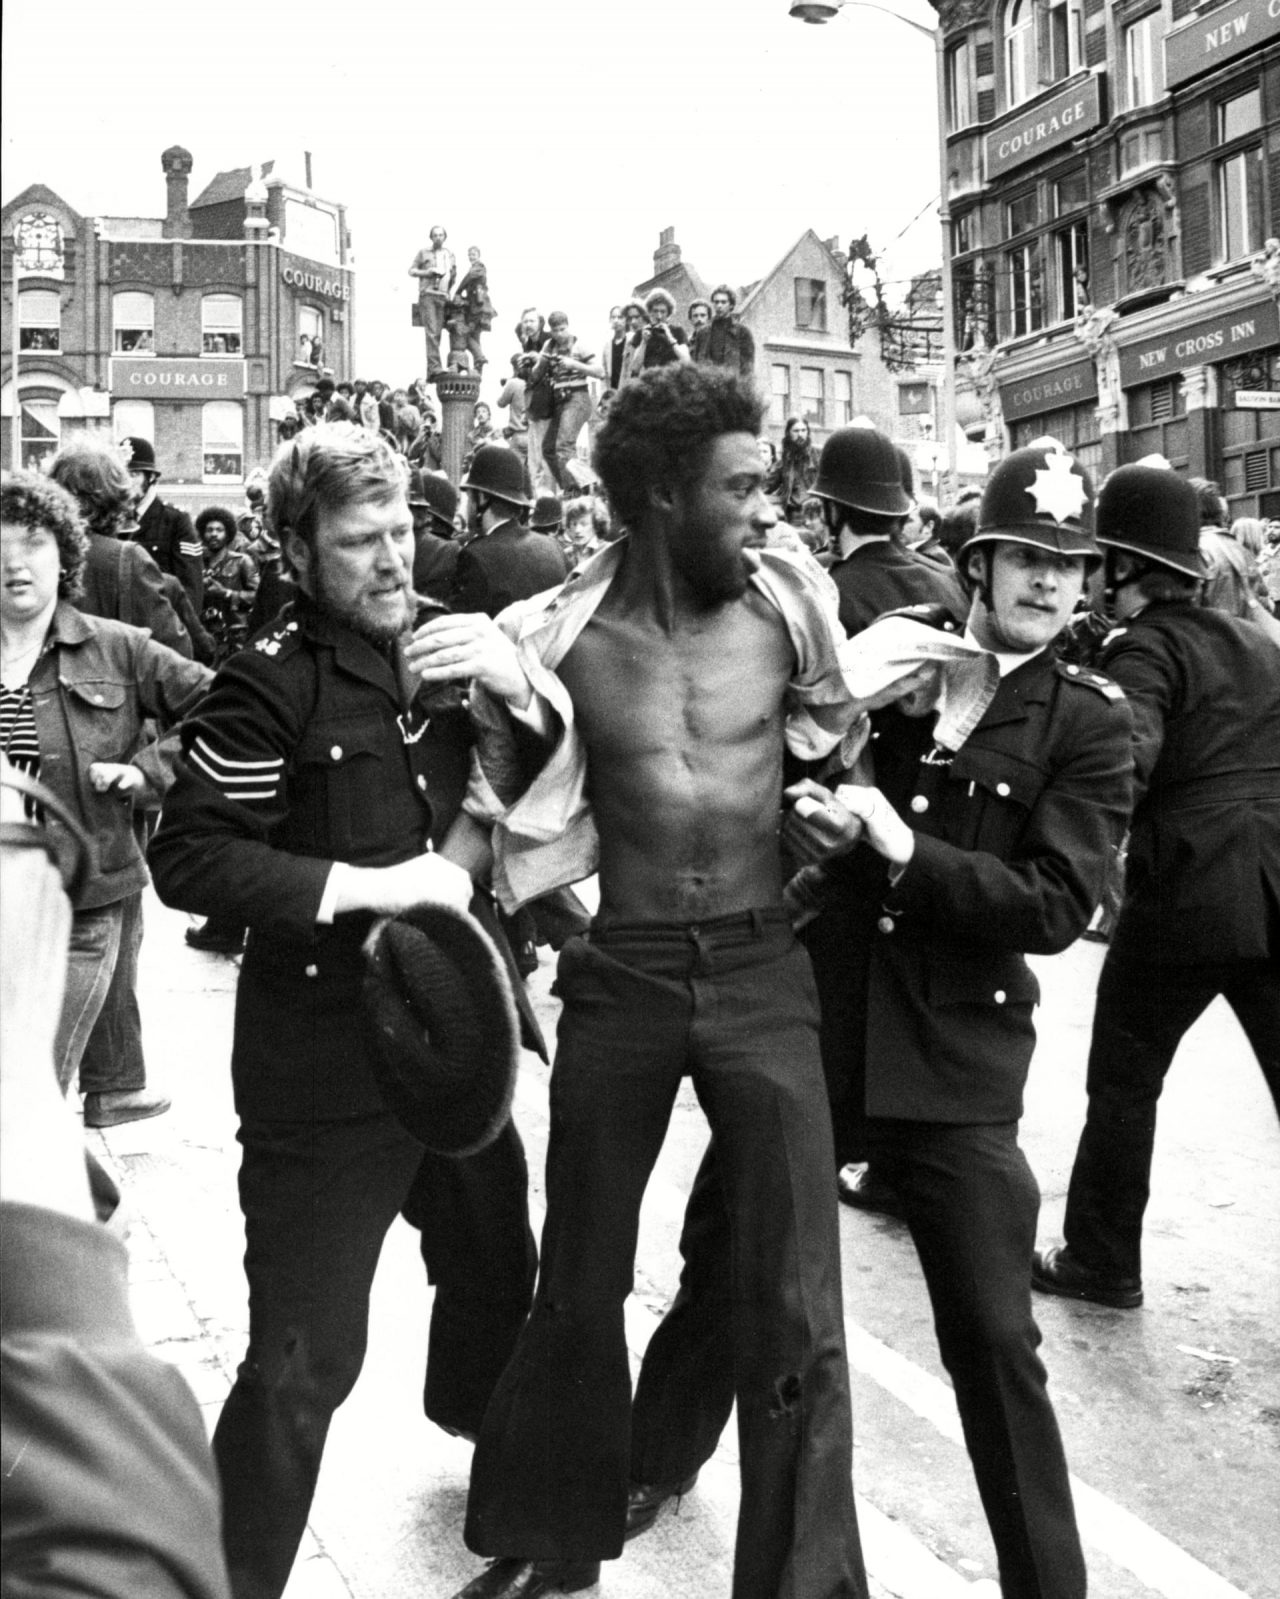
[[161, 145, 194, 239], [654, 226, 681, 276]]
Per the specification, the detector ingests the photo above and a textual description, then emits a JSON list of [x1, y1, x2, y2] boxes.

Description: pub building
[[936, 0, 1280, 517], [2, 147, 355, 510]]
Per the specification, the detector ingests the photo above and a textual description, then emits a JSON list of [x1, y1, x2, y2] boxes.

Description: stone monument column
[[432, 370, 480, 486]]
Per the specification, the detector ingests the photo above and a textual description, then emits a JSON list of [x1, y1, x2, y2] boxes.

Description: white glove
[[833, 785, 915, 868], [332, 852, 474, 918]]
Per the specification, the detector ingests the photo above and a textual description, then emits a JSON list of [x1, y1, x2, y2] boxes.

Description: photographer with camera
[[529, 313, 604, 496], [629, 287, 691, 374]]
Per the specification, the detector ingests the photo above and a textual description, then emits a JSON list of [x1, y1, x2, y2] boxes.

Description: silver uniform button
[[1066, 664, 1080, 675], [305, 963, 319, 978], [417, 774, 428, 790], [910, 794, 929, 814], [330, 744, 343, 760], [996, 782, 1011, 797], [994, 989, 1007, 1004], [877, 915, 895, 934]]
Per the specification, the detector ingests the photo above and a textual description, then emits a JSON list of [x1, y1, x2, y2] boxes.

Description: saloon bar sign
[[110, 358, 247, 401], [1164, 0, 1280, 90], [998, 357, 1098, 423], [1118, 297, 1280, 388], [985, 75, 1102, 180], [280, 252, 350, 303]]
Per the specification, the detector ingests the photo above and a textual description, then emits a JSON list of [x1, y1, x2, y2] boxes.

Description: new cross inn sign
[[985, 75, 1103, 180], [1164, 0, 1280, 90]]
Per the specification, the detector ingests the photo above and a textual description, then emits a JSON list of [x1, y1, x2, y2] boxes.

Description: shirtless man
[[435, 365, 868, 1599]]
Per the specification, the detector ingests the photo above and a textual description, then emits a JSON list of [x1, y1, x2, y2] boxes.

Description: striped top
[[1, 678, 42, 817]]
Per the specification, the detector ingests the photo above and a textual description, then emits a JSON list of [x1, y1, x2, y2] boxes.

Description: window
[[1055, 221, 1089, 321], [1007, 242, 1045, 337], [112, 400, 154, 445], [794, 279, 827, 332], [19, 395, 60, 470], [297, 305, 323, 368], [18, 290, 61, 352], [113, 292, 155, 354], [202, 294, 243, 356], [946, 40, 975, 131], [1006, 191, 1039, 238], [1045, 0, 1084, 84], [1219, 87, 1262, 142], [1004, 0, 1036, 107], [1120, 126, 1164, 174], [1011, 400, 1100, 474], [1123, 12, 1160, 109], [953, 211, 978, 255], [833, 371, 853, 427], [1005, 0, 1082, 108], [800, 368, 825, 427], [1215, 87, 1264, 262], [1053, 169, 1088, 217], [770, 365, 791, 428], [202, 401, 244, 482], [1124, 378, 1188, 472]]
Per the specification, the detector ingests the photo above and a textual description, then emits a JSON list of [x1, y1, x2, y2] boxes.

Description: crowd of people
[[1, 329, 1277, 1599]]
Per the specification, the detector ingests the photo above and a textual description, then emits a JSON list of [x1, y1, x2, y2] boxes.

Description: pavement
[[86, 888, 1278, 1599]]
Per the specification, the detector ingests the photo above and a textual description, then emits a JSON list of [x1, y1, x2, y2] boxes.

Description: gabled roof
[[2, 183, 85, 228], [191, 161, 277, 210], [738, 229, 846, 317]]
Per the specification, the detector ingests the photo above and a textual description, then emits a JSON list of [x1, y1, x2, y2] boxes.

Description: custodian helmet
[[1094, 464, 1204, 577], [812, 426, 912, 518]]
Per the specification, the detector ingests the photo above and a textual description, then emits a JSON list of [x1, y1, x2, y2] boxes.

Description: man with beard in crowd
[[149, 424, 541, 1599], [446, 363, 867, 1599], [626, 442, 1133, 1599]]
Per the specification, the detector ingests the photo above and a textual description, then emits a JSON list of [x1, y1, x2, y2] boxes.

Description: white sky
[[2, 0, 942, 398]]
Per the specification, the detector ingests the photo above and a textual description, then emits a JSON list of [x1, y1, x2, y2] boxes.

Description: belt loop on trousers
[[749, 908, 763, 939]]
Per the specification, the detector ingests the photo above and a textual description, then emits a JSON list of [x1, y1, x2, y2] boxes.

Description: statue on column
[[444, 246, 496, 376], [408, 225, 456, 380]]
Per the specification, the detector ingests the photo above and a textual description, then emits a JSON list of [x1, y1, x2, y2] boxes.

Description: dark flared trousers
[[213, 1112, 536, 1599], [635, 1120, 1085, 1599], [464, 912, 866, 1599]]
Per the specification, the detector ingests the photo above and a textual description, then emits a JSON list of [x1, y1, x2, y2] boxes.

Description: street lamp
[[787, 0, 958, 502]]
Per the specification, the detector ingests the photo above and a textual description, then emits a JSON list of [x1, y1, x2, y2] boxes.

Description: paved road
[[91, 891, 1278, 1599]]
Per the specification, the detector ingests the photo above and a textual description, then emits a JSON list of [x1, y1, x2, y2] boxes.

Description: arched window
[[1005, 0, 1037, 107], [113, 292, 155, 354], [202, 294, 243, 356]]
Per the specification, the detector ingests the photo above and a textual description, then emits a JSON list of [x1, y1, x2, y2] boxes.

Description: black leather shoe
[[1032, 1244, 1143, 1309], [184, 919, 246, 955], [836, 1164, 906, 1220], [624, 1471, 699, 1540], [448, 1559, 601, 1598]]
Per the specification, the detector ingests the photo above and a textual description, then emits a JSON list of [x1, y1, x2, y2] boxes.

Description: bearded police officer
[[149, 425, 541, 1599], [1035, 464, 1280, 1311], [629, 443, 1134, 1599]]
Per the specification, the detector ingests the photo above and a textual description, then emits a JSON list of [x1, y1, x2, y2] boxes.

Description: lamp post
[[788, 0, 958, 503]]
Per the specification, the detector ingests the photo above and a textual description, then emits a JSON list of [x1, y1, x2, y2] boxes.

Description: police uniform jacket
[[149, 595, 482, 1123], [136, 497, 204, 612], [809, 607, 1133, 1125], [1098, 599, 1280, 965], [450, 519, 568, 619], [829, 540, 966, 638]]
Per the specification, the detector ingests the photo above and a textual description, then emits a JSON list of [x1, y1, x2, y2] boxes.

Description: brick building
[[937, 0, 1280, 517], [2, 146, 355, 510]]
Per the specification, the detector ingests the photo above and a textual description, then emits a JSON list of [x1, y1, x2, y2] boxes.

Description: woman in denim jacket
[[0, 470, 211, 1118]]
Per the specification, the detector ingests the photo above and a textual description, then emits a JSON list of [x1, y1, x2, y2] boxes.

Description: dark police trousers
[[1065, 946, 1280, 1281], [636, 1119, 1086, 1599], [464, 911, 867, 1599], [213, 1112, 536, 1599]]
